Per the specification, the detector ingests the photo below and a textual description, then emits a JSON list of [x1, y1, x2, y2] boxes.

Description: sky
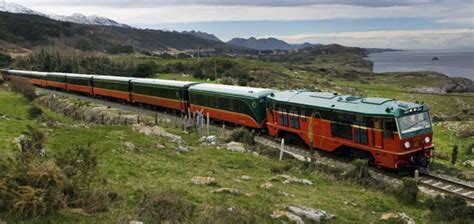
[[14, 0, 474, 49]]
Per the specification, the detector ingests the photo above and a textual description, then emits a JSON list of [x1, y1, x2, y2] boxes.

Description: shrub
[[9, 79, 37, 101], [426, 195, 474, 222], [1, 161, 67, 219], [345, 159, 373, 184], [138, 190, 196, 223], [27, 105, 43, 119], [55, 145, 97, 191], [228, 127, 255, 145], [397, 178, 418, 204]]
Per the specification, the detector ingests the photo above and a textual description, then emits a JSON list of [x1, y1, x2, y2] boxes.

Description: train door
[[373, 118, 383, 148]]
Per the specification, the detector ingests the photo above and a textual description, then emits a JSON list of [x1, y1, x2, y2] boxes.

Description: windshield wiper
[[403, 117, 429, 131]]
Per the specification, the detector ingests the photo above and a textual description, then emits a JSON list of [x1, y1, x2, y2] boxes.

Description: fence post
[[279, 139, 285, 161], [155, 113, 158, 125], [137, 115, 140, 124], [101, 115, 104, 125], [414, 169, 419, 184], [206, 113, 210, 136]]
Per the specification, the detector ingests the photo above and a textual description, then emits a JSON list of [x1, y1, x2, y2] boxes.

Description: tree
[[134, 62, 157, 78], [451, 144, 458, 165], [0, 52, 13, 67]]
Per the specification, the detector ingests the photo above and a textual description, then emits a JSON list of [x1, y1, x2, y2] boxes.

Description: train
[[1, 69, 434, 170]]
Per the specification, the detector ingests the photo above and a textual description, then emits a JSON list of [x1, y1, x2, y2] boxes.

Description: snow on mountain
[[0, 1, 129, 28], [0, 1, 41, 15]]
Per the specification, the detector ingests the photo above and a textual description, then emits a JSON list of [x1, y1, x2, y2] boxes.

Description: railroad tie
[[432, 182, 442, 187], [422, 179, 433, 184], [452, 188, 464, 193], [462, 191, 473, 197], [442, 184, 452, 190]]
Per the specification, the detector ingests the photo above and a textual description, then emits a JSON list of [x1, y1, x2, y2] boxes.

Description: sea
[[367, 49, 474, 80]]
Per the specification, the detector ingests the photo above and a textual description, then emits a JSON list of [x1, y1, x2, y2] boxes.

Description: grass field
[[0, 87, 444, 223]]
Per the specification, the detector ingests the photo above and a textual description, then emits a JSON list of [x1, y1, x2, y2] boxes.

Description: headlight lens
[[404, 141, 411, 149], [424, 136, 430, 144]]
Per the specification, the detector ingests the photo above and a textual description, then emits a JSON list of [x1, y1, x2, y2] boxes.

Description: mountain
[[227, 37, 316, 51], [0, 11, 240, 53], [0, 1, 128, 27], [181, 30, 221, 42]]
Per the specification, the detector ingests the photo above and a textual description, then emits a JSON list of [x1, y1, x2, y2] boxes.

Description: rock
[[287, 206, 336, 223], [226, 141, 247, 153], [240, 175, 251, 180], [271, 210, 304, 224], [123, 141, 136, 152], [129, 221, 144, 224], [199, 135, 217, 145], [463, 160, 474, 167], [272, 175, 313, 185], [380, 212, 415, 224], [177, 145, 190, 153], [155, 143, 166, 149], [191, 176, 217, 185], [260, 182, 274, 189], [211, 188, 240, 195], [12, 134, 31, 151]]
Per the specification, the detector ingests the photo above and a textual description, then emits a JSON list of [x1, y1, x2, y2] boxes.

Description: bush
[[0, 161, 67, 219], [9, 79, 37, 101], [345, 160, 373, 184], [228, 127, 255, 145], [202, 206, 255, 224], [138, 190, 196, 223], [27, 105, 43, 119], [55, 145, 97, 192], [397, 178, 418, 204], [0, 52, 13, 67], [426, 195, 474, 222]]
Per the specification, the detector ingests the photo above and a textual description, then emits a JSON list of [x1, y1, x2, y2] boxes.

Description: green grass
[[0, 87, 438, 223]]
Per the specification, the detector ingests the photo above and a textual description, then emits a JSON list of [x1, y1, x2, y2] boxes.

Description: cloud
[[15, 0, 443, 8], [263, 28, 474, 49], [19, 0, 473, 26]]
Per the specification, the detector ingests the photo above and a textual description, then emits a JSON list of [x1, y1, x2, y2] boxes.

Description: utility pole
[[214, 60, 217, 83], [197, 45, 200, 62]]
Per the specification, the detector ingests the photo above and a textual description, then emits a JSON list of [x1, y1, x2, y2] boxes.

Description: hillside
[[0, 12, 239, 54], [182, 30, 222, 42], [228, 37, 314, 51]]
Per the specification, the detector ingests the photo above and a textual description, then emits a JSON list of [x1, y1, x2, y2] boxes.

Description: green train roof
[[7, 70, 47, 77], [92, 75, 133, 82], [189, 83, 274, 99], [132, 78, 198, 88], [268, 90, 429, 117]]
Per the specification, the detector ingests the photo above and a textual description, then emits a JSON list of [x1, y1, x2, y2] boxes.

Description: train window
[[331, 123, 353, 140], [289, 113, 300, 129], [279, 111, 289, 127], [383, 119, 397, 139], [354, 128, 368, 144]]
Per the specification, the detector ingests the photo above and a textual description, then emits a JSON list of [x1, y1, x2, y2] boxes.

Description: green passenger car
[[188, 83, 274, 128]]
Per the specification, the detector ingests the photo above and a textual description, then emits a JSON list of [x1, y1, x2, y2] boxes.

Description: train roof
[[92, 75, 133, 82], [131, 78, 198, 88], [55, 73, 94, 79], [268, 90, 428, 117], [7, 70, 47, 77], [189, 83, 274, 99]]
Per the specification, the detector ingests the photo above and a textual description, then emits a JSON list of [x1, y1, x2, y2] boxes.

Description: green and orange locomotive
[[1, 69, 434, 170]]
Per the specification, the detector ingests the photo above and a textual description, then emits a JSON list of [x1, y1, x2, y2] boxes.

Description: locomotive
[[1, 69, 434, 169]]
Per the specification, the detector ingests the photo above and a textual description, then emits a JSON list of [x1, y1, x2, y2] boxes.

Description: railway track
[[33, 86, 474, 204], [419, 172, 474, 204]]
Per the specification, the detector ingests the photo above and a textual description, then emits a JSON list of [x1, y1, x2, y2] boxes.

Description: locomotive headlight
[[404, 141, 411, 149], [424, 136, 430, 144]]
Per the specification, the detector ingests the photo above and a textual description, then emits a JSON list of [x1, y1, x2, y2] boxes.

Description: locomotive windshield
[[397, 112, 431, 134]]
